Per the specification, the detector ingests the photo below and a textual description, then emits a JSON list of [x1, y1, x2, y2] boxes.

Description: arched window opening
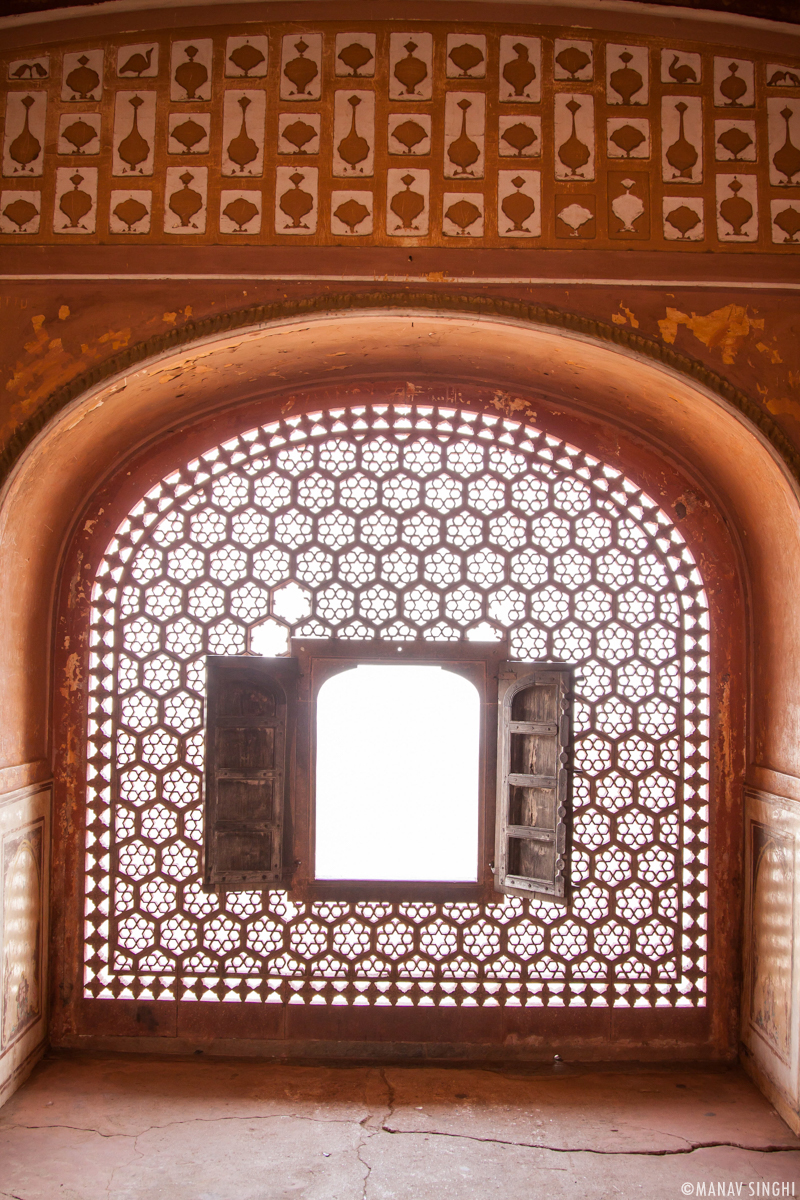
[[315, 665, 480, 882], [85, 403, 710, 1009]]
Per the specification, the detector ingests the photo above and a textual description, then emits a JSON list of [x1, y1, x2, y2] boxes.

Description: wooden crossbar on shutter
[[204, 655, 298, 890], [494, 663, 572, 900]]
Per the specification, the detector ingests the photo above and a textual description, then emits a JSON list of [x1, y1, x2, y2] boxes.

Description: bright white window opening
[[315, 665, 480, 881]]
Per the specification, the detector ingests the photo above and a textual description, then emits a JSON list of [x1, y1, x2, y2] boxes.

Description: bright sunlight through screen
[[315, 665, 480, 882]]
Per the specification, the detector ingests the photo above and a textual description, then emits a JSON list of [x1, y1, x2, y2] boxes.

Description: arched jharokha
[[80, 403, 711, 1011], [0, 299, 780, 1065], [0, 0, 797, 1146], [29, 305, 760, 1060]]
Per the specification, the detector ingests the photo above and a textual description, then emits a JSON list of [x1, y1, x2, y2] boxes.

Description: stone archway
[[0, 303, 792, 1074]]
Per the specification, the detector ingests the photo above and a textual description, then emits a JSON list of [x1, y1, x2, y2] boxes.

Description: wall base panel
[[741, 1050, 800, 1137], [53, 1035, 733, 1065], [740, 788, 800, 1134], [51, 1000, 725, 1063], [0, 782, 51, 1111]]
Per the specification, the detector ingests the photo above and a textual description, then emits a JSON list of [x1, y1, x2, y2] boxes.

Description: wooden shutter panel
[[204, 655, 298, 890], [494, 663, 572, 900]]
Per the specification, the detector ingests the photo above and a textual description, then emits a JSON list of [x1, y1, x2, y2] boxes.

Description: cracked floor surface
[[0, 1053, 798, 1199]]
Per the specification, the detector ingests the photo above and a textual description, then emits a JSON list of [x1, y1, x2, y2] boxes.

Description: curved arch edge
[[2, 292, 798, 490]]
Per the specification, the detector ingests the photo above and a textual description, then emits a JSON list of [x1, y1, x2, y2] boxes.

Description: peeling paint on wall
[[4, 313, 131, 425], [766, 397, 800, 420], [489, 390, 536, 421], [59, 652, 82, 700], [658, 305, 765, 365], [756, 341, 784, 364], [612, 305, 639, 328]]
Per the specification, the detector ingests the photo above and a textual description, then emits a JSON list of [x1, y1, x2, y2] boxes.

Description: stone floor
[[0, 1053, 799, 1199]]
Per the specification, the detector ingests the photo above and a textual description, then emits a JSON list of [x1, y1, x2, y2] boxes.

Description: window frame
[[203, 642, 575, 903], [290, 638, 507, 904]]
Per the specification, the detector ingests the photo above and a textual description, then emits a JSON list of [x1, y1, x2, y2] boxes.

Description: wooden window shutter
[[494, 663, 572, 900], [204, 655, 298, 890]]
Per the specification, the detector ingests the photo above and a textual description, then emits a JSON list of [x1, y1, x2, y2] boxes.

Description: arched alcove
[[78, 401, 712, 1022], [0, 303, 791, 1067]]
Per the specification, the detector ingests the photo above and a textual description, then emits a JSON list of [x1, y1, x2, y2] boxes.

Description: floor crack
[[378, 1125, 800, 1158], [2, 1112, 368, 1141], [8, 1115, 794, 1160], [378, 1067, 396, 1126], [2, 1122, 130, 1141], [355, 1125, 374, 1200]]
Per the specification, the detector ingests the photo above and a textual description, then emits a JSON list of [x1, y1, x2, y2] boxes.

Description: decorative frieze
[[0, 23, 797, 249]]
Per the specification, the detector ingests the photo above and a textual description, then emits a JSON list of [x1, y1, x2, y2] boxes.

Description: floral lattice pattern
[[84, 404, 710, 1008]]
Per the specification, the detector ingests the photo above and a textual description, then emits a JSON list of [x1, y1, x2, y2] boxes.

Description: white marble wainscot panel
[[606, 116, 650, 160], [498, 114, 541, 159], [606, 44, 650, 106], [768, 98, 800, 188], [554, 92, 595, 181], [335, 33, 376, 78], [553, 39, 593, 83], [275, 165, 318, 233], [714, 119, 757, 163], [53, 167, 97, 233], [770, 198, 800, 244], [389, 33, 433, 101], [0, 783, 51, 1109], [57, 111, 101, 157], [662, 195, 704, 241], [497, 170, 541, 237], [498, 35, 541, 102], [660, 49, 701, 86], [446, 34, 487, 80], [280, 33, 323, 100], [741, 788, 800, 1134], [2, 91, 46, 178], [766, 63, 800, 89], [0, 189, 41, 234], [219, 189, 262, 234], [332, 89, 375, 178], [170, 39, 213, 102], [225, 36, 269, 79], [167, 112, 210, 157], [442, 190, 485, 237], [330, 188, 374, 235], [112, 91, 156, 177], [387, 112, 431, 157], [716, 173, 759, 241], [221, 90, 266, 177], [61, 49, 103, 102], [117, 43, 159, 79], [661, 95, 703, 184], [163, 166, 207, 233], [7, 56, 49, 83], [714, 57, 755, 109], [444, 91, 485, 180], [386, 168, 429, 236], [109, 189, 152, 234]]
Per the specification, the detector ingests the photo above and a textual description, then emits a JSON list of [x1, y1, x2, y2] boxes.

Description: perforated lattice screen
[[85, 404, 710, 1008]]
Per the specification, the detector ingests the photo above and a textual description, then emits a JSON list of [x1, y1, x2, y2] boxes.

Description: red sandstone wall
[[0, 0, 798, 1121]]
